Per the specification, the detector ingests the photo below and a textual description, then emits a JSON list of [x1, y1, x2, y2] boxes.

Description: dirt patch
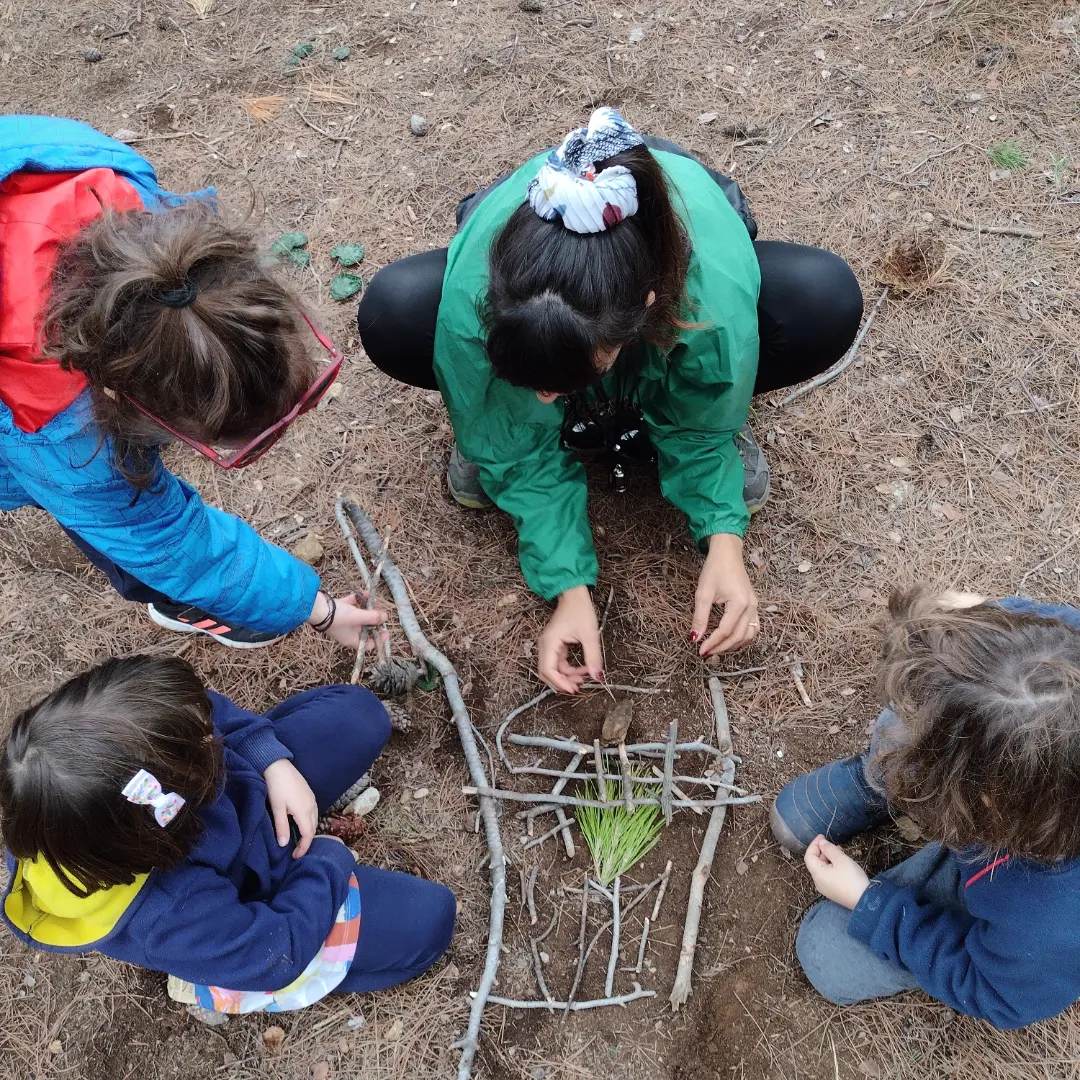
[[2, 0, 1079, 1078]]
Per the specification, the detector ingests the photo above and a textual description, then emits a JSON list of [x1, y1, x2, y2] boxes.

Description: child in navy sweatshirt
[[771, 590, 1080, 1029], [0, 656, 456, 1011]]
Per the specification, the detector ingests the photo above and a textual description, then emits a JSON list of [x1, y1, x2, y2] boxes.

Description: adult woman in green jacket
[[359, 109, 862, 694]]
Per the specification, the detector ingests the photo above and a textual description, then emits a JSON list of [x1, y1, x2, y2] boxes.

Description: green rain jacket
[[433, 148, 761, 601]]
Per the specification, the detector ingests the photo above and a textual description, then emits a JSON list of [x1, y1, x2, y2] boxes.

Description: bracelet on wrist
[[311, 593, 336, 633]]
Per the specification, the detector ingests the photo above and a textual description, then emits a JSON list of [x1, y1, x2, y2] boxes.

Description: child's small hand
[[264, 760, 319, 858], [803, 835, 870, 910], [322, 592, 388, 651]]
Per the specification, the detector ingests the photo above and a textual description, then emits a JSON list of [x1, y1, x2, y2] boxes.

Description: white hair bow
[[122, 769, 186, 827]]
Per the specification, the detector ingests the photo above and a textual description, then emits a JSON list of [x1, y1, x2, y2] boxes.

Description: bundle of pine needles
[[576, 775, 664, 887]]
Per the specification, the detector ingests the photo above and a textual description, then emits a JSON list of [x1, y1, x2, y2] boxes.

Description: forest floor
[[1, 0, 1078, 1078]]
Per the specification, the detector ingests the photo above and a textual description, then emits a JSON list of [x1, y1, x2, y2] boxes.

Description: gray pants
[[796, 709, 965, 1005]]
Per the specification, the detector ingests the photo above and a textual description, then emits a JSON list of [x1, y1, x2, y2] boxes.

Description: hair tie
[[527, 106, 646, 235], [155, 279, 199, 309], [122, 768, 186, 827]]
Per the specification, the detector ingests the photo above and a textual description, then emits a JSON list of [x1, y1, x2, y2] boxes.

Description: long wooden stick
[[514, 763, 744, 793], [670, 677, 736, 1010], [778, 287, 889, 406], [661, 720, 678, 825], [338, 499, 504, 1080], [617, 743, 634, 811], [477, 984, 655, 1011], [938, 213, 1044, 240], [605, 876, 621, 997], [463, 786, 760, 810], [507, 733, 731, 758]]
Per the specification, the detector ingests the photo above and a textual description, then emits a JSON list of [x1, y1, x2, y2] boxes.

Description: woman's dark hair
[[42, 201, 317, 487], [0, 655, 222, 896], [875, 587, 1080, 864], [483, 144, 689, 394]]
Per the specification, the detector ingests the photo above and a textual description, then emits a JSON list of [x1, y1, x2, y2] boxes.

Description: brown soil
[[2, 1, 1079, 1079]]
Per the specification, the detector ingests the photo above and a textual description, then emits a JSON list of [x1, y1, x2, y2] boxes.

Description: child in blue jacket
[[772, 589, 1080, 1029], [0, 115, 378, 649], [0, 656, 456, 1008]]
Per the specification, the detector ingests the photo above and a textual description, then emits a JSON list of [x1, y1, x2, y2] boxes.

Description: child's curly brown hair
[[876, 588, 1080, 864]]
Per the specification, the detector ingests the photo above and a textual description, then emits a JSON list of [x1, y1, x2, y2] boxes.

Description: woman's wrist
[[706, 533, 743, 562], [557, 585, 592, 609]]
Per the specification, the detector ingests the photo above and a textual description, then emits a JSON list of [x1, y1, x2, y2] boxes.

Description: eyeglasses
[[122, 312, 344, 470]]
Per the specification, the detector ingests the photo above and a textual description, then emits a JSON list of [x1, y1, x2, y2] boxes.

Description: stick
[[521, 818, 574, 851], [650, 860, 674, 922], [529, 909, 558, 1013], [670, 677, 735, 1011], [593, 738, 606, 794], [477, 984, 655, 1011], [1018, 534, 1080, 591], [515, 764, 745, 793], [294, 104, 353, 142], [565, 878, 592, 1015], [507, 734, 730, 759], [605, 876, 621, 997], [550, 753, 582, 859], [938, 213, 1044, 240], [618, 743, 634, 811], [789, 658, 812, 708], [634, 918, 651, 974], [464, 787, 760, 810], [338, 499, 503, 1080], [525, 866, 539, 927], [661, 720, 678, 825], [652, 767, 705, 815], [495, 688, 554, 770], [778, 287, 889, 406]]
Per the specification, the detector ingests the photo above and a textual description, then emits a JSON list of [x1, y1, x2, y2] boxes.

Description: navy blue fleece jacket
[[849, 597, 1080, 1029]]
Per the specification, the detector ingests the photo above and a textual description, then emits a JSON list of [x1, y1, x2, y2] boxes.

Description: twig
[[477, 984, 655, 1011], [651, 767, 705, 815], [550, 753, 582, 859], [353, 537, 391, 684], [671, 677, 735, 1011], [525, 867, 539, 927], [618, 743, 635, 811], [937, 213, 1045, 240], [495, 688, 554, 770], [514, 763, 744, 793], [899, 140, 967, 178], [633, 918, 651, 974], [605, 876, 621, 997], [1018, 534, 1080, 591], [565, 878, 592, 1015], [521, 818, 574, 851], [529, 909, 559, 1013], [464, 786, 760, 810], [338, 499, 503, 1080], [661, 720, 678, 825], [779, 287, 889, 406], [789, 657, 812, 708], [593, 738, 606, 793], [507, 733, 730, 759], [650, 860, 674, 922], [294, 104, 353, 142], [598, 586, 616, 632]]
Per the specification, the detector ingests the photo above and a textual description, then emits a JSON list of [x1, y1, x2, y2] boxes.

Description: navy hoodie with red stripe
[[848, 598, 1080, 1029]]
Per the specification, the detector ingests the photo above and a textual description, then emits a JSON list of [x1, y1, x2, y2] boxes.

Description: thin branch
[[525, 866, 539, 927], [507, 733, 731, 758], [464, 786, 760, 810], [1018, 534, 1080, 591], [652, 766, 705, 814], [633, 917, 651, 974], [789, 657, 812, 708], [477, 984, 656, 1011], [294, 104, 353, 142], [529, 909, 559, 1012], [650, 860, 674, 923], [338, 498, 503, 1080], [778, 287, 889, 407], [605, 876, 622, 997], [513, 763, 744, 793], [567, 879, 591, 1014], [661, 720, 678, 825], [938, 213, 1045, 240], [671, 677, 736, 1011], [618, 743, 635, 811], [521, 818, 574, 852]]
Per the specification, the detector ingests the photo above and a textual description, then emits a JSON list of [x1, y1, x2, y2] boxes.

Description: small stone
[[384, 1017, 405, 1041], [839, 687, 857, 697], [83, 48, 104, 63], [346, 1014, 366, 1030], [539, 950, 549, 964], [796, 560, 812, 573], [346, 787, 380, 817], [111, 128, 139, 143], [262, 1025, 286, 1051], [223, 1052, 239, 1067], [332, 46, 351, 61], [697, 111, 718, 125], [412, 787, 430, 799], [292, 531, 324, 567], [628, 24, 645, 43], [410, 113, 429, 136], [77, 970, 92, 983], [48, 1040, 63, 1055], [519, 0, 543, 10], [312, 1063, 331, 1080], [316, 381, 344, 412], [22, 973, 36, 988]]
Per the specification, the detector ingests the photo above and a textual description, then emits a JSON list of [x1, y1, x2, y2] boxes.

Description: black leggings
[[359, 240, 862, 396], [358, 137, 863, 396]]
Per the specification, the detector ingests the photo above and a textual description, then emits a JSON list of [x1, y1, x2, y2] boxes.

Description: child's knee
[[331, 684, 392, 750], [795, 901, 857, 1006], [422, 882, 458, 963]]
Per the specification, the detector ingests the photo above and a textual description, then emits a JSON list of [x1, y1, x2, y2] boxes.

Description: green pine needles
[[576, 775, 665, 887]]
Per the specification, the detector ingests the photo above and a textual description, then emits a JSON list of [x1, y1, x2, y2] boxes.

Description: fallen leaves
[[241, 95, 286, 123], [262, 1025, 286, 1052]]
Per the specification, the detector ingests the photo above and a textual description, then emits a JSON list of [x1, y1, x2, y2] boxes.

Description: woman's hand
[[538, 586, 603, 694], [804, 835, 871, 910], [692, 534, 760, 657], [264, 759, 319, 859], [308, 591, 387, 651]]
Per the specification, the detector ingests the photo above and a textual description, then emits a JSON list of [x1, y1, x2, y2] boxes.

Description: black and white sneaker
[[147, 601, 284, 650]]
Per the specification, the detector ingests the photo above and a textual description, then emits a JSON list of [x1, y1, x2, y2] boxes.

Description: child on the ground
[[0, 656, 456, 1008], [771, 589, 1080, 1030], [0, 115, 379, 649]]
